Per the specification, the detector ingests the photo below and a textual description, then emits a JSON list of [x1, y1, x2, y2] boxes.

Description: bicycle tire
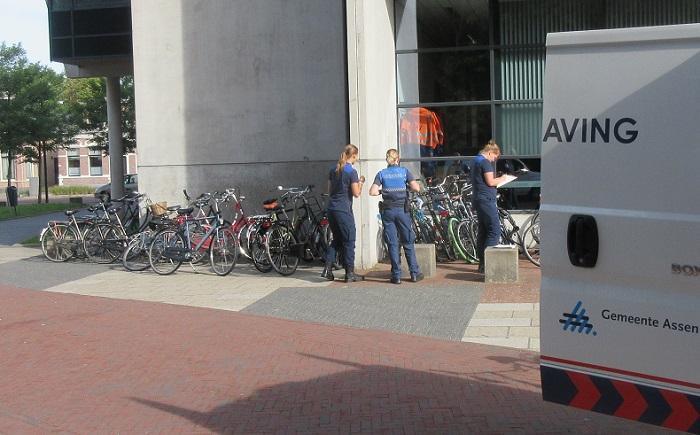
[[122, 232, 151, 271], [83, 223, 121, 264], [522, 219, 541, 267], [149, 229, 185, 275], [266, 223, 300, 276], [447, 218, 466, 261], [236, 222, 252, 259], [250, 225, 273, 273], [209, 227, 239, 276], [456, 219, 479, 264], [41, 224, 78, 262]]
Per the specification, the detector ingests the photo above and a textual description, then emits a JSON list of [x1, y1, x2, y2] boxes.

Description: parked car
[[95, 174, 138, 202], [495, 158, 540, 210]]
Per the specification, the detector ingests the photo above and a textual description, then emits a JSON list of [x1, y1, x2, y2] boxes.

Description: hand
[[359, 175, 366, 183]]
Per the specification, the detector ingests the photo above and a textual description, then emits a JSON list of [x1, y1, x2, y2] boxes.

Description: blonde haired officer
[[469, 140, 509, 273], [369, 149, 423, 284]]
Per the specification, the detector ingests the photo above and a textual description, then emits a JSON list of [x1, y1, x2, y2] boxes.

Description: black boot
[[344, 268, 364, 283], [320, 264, 335, 281]]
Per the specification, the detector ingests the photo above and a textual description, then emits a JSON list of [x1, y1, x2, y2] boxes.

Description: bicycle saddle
[[64, 210, 78, 216], [262, 199, 279, 210], [167, 205, 181, 211], [107, 206, 123, 214], [177, 207, 194, 215]]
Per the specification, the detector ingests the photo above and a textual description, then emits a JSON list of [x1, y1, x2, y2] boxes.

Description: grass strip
[[0, 203, 74, 221]]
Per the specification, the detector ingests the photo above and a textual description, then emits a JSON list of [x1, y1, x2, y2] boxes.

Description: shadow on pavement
[[130, 353, 666, 434]]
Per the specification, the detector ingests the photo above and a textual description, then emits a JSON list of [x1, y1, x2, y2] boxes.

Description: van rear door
[[540, 24, 700, 433]]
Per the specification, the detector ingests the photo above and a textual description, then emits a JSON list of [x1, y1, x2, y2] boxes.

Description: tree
[[62, 75, 136, 154], [0, 43, 31, 186], [20, 65, 78, 203], [0, 42, 79, 202]]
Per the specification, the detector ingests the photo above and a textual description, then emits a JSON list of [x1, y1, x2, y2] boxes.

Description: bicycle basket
[[149, 201, 168, 216]]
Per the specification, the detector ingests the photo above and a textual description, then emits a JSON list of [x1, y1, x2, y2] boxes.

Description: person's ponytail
[[336, 144, 359, 175]]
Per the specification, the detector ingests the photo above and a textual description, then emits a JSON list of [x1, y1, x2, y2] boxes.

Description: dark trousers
[[474, 198, 500, 265], [381, 207, 420, 279], [325, 210, 355, 271]]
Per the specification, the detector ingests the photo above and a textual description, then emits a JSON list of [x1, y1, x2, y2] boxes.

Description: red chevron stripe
[[541, 355, 700, 389], [612, 380, 647, 420], [660, 389, 699, 432], [568, 371, 601, 410]]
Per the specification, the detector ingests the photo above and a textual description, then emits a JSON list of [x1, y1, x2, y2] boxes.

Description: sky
[[0, 0, 64, 73]]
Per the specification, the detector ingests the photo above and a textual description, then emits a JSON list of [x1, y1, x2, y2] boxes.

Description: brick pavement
[[0, 283, 671, 434]]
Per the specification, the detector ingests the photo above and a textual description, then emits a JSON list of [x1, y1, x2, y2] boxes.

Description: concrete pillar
[[106, 76, 125, 199], [346, 0, 398, 270]]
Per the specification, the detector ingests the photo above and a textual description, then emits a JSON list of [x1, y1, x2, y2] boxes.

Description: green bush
[[49, 185, 96, 196]]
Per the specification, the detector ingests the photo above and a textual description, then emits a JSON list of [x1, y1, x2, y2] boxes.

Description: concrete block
[[485, 245, 518, 283], [414, 243, 436, 278]]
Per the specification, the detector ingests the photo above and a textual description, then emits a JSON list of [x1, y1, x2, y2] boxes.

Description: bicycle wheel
[[41, 224, 78, 262], [447, 218, 466, 261], [122, 232, 151, 271], [149, 229, 185, 275], [236, 222, 252, 259], [266, 223, 300, 276], [456, 219, 479, 264], [522, 220, 541, 267], [250, 226, 273, 273], [83, 223, 121, 264], [188, 224, 210, 264], [318, 224, 342, 268], [209, 227, 239, 276]]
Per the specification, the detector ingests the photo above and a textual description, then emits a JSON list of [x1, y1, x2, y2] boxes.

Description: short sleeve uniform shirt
[[373, 165, 415, 209], [326, 163, 359, 214], [470, 155, 496, 201]]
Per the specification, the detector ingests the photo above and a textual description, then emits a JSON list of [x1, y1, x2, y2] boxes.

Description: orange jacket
[[399, 107, 444, 150]]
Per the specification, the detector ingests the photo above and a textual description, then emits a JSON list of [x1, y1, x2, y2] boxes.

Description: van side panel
[[540, 24, 700, 432]]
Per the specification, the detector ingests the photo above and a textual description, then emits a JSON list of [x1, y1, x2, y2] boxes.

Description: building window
[[1, 154, 18, 180], [89, 149, 103, 176], [395, 0, 700, 164], [25, 161, 35, 178], [67, 148, 81, 176]]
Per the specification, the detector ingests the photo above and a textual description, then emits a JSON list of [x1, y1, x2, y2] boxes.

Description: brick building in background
[[56, 133, 137, 186], [0, 153, 56, 190]]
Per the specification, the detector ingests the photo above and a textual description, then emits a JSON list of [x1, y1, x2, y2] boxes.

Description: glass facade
[[47, 0, 132, 61], [395, 0, 700, 160]]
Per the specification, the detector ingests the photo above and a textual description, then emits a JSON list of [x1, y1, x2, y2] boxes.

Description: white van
[[540, 24, 700, 432]]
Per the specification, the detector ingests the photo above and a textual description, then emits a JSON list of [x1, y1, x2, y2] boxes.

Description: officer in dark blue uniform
[[469, 140, 508, 273], [369, 149, 423, 284], [322, 144, 365, 282]]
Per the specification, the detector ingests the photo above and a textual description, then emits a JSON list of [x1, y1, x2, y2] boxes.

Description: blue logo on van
[[560, 301, 597, 336]]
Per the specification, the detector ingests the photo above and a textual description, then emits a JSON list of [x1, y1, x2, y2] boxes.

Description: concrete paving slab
[[243, 284, 483, 340], [42, 264, 333, 312], [467, 317, 533, 327]]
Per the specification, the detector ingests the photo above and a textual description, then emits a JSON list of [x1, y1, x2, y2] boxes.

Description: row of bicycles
[[39, 185, 336, 276], [39, 176, 540, 276], [404, 174, 540, 267]]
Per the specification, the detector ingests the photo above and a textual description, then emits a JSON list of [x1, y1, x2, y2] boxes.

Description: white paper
[[497, 174, 517, 188]]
